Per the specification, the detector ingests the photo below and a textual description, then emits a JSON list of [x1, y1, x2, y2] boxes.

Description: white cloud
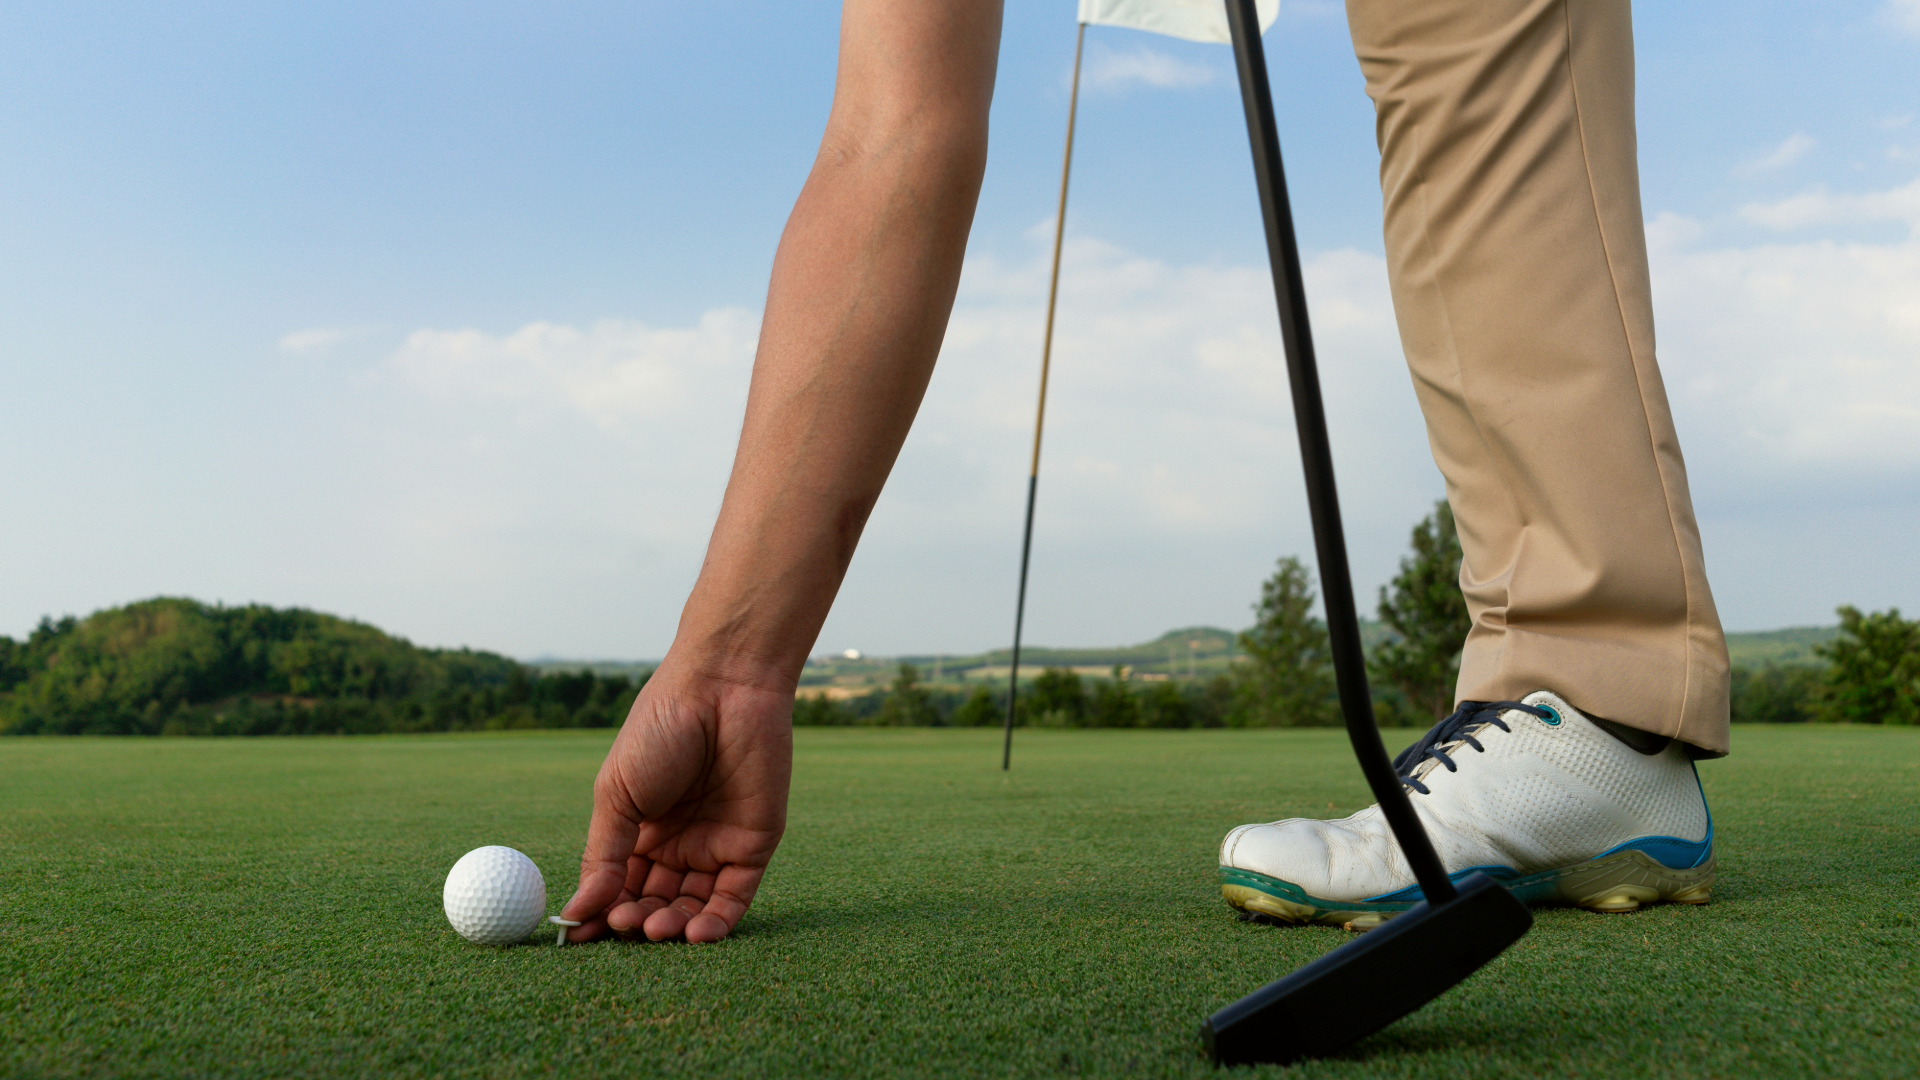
[[367, 239, 1438, 654], [824, 235, 1440, 650], [327, 310, 765, 657], [388, 310, 760, 428], [925, 238, 1420, 532], [1733, 176, 1920, 230], [1881, 0, 1920, 35], [1650, 181, 1920, 473], [356, 191, 1920, 652], [279, 326, 354, 354], [1082, 44, 1214, 92], [1738, 132, 1816, 174]]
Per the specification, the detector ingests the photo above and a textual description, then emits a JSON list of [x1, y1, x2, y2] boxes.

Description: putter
[[1202, 0, 1534, 1066]]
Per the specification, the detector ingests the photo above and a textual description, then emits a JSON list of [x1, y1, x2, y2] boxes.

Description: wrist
[[659, 609, 813, 698], [666, 557, 843, 696]]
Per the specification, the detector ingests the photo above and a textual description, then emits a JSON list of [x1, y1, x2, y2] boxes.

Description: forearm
[[668, 0, 1004, 692]]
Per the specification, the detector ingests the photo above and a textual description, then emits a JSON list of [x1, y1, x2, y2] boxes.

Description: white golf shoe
[[1218, 691, 1714, 929]]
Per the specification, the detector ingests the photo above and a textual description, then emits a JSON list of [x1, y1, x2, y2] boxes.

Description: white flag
[[1077, 0, 1280, 44]]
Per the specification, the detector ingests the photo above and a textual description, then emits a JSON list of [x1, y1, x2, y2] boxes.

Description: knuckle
[[591, 771, 623, 806]]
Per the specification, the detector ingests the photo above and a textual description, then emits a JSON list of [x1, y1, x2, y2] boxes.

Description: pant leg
[[1344, 0, 1730, 753]]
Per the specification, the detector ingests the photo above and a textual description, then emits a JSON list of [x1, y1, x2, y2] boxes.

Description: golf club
[[1203, 0, 1534, 1066]]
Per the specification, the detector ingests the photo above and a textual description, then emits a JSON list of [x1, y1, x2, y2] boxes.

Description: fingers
[[641, 865, 763, 944], [639, 865, 706, 941], [687, 864, 765, 944], [597, 863, 760, 944], [561, 675, 789, 945], [566, 870, 761, 944], [562, 771, 647, 926], [565, 914, 609, 943], [605, 895, 670, 938], [568, 849, 652, 942]]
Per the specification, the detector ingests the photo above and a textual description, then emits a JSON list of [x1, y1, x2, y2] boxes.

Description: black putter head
[[1202, 872, 1531, 1067]]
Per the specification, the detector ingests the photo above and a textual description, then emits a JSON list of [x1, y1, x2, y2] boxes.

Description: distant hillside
[[6, 599, 1844, 736], [786, 620, 1841, 689], [1724, 626, 1838, 667], [941, 625, 1242, 671], [526, 658, 659, 680], [0, 598, 647, 736]]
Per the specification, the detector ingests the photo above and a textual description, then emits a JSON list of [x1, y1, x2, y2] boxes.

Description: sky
[[3, 1, 1919, 660]]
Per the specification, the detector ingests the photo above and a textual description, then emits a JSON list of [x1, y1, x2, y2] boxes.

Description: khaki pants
[[1346, 0, 1730, 754]]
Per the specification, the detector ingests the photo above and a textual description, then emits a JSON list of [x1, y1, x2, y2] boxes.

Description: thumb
[[562, 770, 645, 923]]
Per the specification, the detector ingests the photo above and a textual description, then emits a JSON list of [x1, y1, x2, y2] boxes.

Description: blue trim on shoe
[[1599, 763, 1715, 870], [1364, 866, 1521, 905], [1363, 763, 1715, 900]]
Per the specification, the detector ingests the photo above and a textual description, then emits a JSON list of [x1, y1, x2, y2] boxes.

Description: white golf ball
[[443, 846, 547, 946]]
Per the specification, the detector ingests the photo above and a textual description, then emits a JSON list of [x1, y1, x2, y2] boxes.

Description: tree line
[[792, 662, 1243, 729], [0, 598, 646, 735], [786, 502, 1461, 729], [1214, 500, 1914, 729], [785, 501, 1912, 730], [5, 509, 1913, 735]]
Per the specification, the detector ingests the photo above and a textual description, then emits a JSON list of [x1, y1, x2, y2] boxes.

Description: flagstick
[[1003, 22, 1086, 771]]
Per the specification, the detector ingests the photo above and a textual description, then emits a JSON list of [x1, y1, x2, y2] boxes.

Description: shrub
[[1026, 668, 1087, 727], [1730, 664, 1821, 723], [1816, 606, 1919, 724], [952, 685, 1001, 727]]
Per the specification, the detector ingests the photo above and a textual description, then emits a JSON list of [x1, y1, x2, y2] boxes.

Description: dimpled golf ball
[[443, 846, 547, 946]]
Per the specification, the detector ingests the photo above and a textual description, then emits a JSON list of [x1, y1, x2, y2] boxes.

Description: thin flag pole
[[1004, 22, 1086, 771]]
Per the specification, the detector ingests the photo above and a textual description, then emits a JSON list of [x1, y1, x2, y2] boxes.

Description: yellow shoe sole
[[1221, 849, 1714, 931]]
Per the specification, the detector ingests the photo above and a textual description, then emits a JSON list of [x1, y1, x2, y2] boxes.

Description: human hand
[[559, 663, 792, 944]]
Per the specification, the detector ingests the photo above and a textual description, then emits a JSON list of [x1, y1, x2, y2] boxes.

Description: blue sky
[[4, 1, 1919, 659]]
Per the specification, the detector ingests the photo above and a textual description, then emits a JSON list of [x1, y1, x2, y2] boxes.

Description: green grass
[[3, 726, 1915, 1079]]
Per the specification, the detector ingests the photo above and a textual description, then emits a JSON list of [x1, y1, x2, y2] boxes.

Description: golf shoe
[[1218, 691, 1714, 930]]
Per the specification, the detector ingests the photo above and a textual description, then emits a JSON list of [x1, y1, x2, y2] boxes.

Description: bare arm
[[561, 0, 1003, 944]]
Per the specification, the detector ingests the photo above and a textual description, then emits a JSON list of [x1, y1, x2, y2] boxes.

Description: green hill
[[936, 625, 1243, 674], [1, 598, 1851, 736], [1724, 625, 1838, 667], [0, 598, 647, 736]]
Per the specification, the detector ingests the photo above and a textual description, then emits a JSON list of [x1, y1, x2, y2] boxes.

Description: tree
[[1138, 680, 1191, 728], [0, 635, 27, 695], [0, 597, 636, 736], [1193, 672, 1236, 729], [792, 693, 854, 726], [1729, 664, 1820, 724], [1234, 556, 1337, 726], [876, 662, 940, 726], [952, 684, 999, 727], [1816, 606, 1919, 725], [1373, 500, 1470, 725], [1026, 667, 1087, 727], [1088, 665, 1141, 728]]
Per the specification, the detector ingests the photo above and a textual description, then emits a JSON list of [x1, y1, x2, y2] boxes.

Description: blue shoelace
[[1392, 700, 1552, 795]]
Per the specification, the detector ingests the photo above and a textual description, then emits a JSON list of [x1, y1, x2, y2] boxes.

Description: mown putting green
[[2, 726, 1915, 1078]]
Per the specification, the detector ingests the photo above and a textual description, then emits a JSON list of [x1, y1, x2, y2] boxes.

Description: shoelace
[[1392, 700, 1552, 795]]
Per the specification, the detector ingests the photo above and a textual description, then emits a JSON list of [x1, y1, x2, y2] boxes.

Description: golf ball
[[443, 846, 547, 946]]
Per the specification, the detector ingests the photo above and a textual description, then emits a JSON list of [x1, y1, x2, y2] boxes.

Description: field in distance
[[538, 624, 1841, 694]]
